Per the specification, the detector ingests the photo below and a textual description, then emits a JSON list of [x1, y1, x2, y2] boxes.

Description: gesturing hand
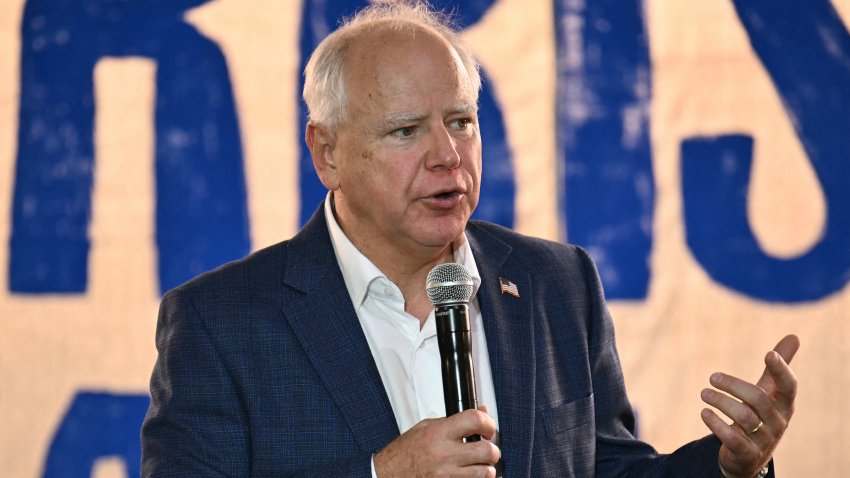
[[700, 334, 800, 478], [374, 407, 500, 478]]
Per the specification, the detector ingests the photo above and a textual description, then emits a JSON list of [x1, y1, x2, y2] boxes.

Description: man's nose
[[425, 125, 461, 170]]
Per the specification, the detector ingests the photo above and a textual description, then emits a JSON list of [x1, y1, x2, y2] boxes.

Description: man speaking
[[141, 1, 799, 476]]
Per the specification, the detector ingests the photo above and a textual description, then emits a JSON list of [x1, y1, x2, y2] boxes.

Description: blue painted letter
[[555, 0, 655, 299], [10, 0, 250, 295], [682, 0, 850, 302], [43, 392, 149, 477]]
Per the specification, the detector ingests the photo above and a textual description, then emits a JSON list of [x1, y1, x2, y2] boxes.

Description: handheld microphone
[[426, 263, 480, 443]]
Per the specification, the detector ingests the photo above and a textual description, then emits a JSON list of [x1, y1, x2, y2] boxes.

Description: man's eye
[[392, 126, 415, 138], [452, 118, 472, 129]]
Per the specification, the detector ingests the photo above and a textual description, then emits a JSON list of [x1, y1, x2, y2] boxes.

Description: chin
[[418, 219, 467, 247]]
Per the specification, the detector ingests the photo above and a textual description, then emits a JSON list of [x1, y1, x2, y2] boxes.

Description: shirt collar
[[324, 193, 482, 308]]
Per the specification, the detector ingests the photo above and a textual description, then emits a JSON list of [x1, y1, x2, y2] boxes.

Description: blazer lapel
[[467, 222, 536, 477], [274, 210, 538, 467], [278, 207, 399, 453]]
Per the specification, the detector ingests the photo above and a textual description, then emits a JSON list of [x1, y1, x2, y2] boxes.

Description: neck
[[331, 198, 458, 324], [362, 237, 455, 325]]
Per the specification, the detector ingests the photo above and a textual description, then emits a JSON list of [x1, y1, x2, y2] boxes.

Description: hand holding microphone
[[374, 262, 499, 476]]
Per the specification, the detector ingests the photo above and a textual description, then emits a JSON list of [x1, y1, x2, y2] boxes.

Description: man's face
[[325, 26, 482, 257]]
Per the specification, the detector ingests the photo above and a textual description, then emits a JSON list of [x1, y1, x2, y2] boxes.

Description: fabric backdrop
[[1, 0, 848, 476]]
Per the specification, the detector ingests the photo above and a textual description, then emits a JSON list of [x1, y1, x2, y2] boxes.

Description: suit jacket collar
[[279, 206, 400, 453], [467, 221, 536, 477], [280, 209, 536, 473]]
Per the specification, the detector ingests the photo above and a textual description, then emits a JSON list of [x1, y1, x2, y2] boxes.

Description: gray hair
[[302, 1, 481, 130]]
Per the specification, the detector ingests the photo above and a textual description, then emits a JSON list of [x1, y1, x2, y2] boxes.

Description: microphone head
[[426, 263, 474, 305]]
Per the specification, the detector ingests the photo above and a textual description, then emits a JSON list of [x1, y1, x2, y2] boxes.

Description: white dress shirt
[[324, 196, 501, 473]]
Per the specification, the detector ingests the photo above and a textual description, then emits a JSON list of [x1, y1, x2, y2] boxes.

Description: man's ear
[[305, 122, 340, 190]]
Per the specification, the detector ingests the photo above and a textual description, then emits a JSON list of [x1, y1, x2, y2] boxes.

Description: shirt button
[[383, 286, 393, 296]]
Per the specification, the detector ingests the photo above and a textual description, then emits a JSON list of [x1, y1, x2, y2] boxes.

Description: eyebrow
[[382, 112, 427, 128], [381, 103, 477, 128], [447, 102, 477, 116]]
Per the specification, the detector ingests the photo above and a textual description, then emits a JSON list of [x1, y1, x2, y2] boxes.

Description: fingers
[[764, 350, 797, 413], [702, 335, 799, 478], [460, 440, 501, 469], [454, 467, 497, 478], [755, 335, 799, 414], [707, 373, 784, 435], [424, 434, 498, 470], [448, 408, 498, 442], [700, 407, 758, 452], [773, 334, 801, 364], [701, 407, 765, 475], [375, 414, 501, 477], [444, 411, 500, 469], [701, 387, 761, 433], [756, 335, 800, 389]]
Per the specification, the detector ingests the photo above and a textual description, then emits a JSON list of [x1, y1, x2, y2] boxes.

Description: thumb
[[756, 334, 800, 390]]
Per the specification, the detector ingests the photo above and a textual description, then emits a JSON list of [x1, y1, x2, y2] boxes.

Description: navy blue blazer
[[142, 206, 754, 477]]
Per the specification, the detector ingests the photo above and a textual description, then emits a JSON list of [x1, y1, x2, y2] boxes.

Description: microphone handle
[[435, 302, 480, 443]]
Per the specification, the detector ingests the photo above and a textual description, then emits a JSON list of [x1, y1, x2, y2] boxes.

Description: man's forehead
[[341, 22, 477, 121], [345, 23, 458, 75], [350, 20, 437, 49]]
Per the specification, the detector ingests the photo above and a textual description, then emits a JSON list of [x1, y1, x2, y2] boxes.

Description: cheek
[[356, 152, 413, 200], [341, 148, 377, 183], [385, 151, 423, 181], [461, 145, 482, 179]]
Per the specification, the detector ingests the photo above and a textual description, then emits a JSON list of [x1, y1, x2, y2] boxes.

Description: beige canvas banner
[[1, 0, 848, 476]]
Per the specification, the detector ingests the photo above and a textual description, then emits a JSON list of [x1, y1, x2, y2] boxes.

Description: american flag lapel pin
[[498, 277, 520, 298]]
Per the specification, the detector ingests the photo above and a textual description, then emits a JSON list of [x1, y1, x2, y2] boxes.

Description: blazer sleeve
[[141, 288, 373, 478], [141, 288, 252, 476], [574, 247, 776, 477]]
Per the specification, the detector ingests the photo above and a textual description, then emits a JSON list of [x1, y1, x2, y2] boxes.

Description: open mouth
[[424, 190, 464, 209], [434, 191, 459, 200]]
